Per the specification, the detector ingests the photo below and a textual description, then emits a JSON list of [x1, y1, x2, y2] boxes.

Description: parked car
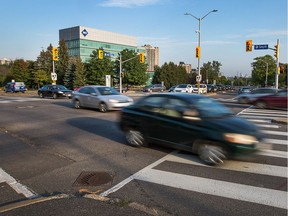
[[192, 84, 207, 94], [252, 90, 287, 109], [143, 84, 166, 92], [38, 84, 72, 99], [119, 93, 261, 165], [4, 82, 27, 93], [207, 84, 217, 93], [168, 85, 177, 92], [71, 85, 133, 112], [236, 88, 278, 104], [174, 84, 193, 93]]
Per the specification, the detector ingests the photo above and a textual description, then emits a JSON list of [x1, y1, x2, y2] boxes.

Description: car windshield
[[177, 84, 188, 88], [97, 87, 120, 95], [190, 97, 233, 118], [54, 85, 67, 90]]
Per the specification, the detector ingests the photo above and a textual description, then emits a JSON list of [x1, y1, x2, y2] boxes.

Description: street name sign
[[254, 44, 268, 50]]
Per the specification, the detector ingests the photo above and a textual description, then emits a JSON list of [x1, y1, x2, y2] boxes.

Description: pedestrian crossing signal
[[98, 50, 104, 59], [139, 52, 145, 63], [52, 47, 59, 61], [196, 46, 200, 58]]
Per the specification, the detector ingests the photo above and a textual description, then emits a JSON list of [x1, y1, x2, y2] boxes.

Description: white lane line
[[248, 119, 271, 123], [263, 138, 287, 145], [246, 109, 287, 114], [100, 152, 175, 197], [166, 153, 287, 178], [261, 130, 288, 136], [256, 149, 288, 158], [256, 124, 280, 128], [240, 115, 283, 119], [0, 168, 38, 199], [242, 113, 287, 117], [135, 169, 287, 209]]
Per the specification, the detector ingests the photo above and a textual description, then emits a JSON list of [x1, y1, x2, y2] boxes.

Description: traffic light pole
[[275, 39, 279, 89]]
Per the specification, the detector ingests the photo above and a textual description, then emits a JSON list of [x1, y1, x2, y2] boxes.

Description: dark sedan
[[119, 93, 262, 165], [38, 84, 72, 99], [252, 90, 287, 109]]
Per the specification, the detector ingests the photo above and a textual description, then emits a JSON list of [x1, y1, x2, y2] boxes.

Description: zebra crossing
[[0, 97, 42, 103], [101, 107, 288, 210]]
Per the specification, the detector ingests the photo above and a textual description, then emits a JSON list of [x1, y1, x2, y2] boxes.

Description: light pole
[[185, 10, 218, 93], [259, 59, 269, 87]]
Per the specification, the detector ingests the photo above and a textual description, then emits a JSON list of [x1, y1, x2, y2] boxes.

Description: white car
[[192, 84, 207, 94], [173, 84, 193, 93]]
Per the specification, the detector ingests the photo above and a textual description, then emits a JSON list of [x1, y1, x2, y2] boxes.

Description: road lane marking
[[256, 124, 280, 128], [256, 149, 288, 158], [165, 152, 287, 178], [263, 138, 287, 145], [0, 168, 38, 199], [135, 169, 287, 209], [261, 130, 288, 136]]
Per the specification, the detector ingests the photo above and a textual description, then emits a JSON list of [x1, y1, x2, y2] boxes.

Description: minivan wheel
[[125, 129, 146, 147], [74, 100, 81, 109], [39, 93, 44, 98], [99, 102, 108, 112], [198, 144, 226, 165]]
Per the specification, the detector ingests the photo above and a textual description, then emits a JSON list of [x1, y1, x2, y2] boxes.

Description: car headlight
[[128, 98, 133, 102], [224, 133, 258, 145], [58, 91, 63, 94], [109, 99, 119, 103]]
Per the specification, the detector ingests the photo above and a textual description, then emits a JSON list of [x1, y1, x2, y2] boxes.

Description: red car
[[252, 90, 287, 109]]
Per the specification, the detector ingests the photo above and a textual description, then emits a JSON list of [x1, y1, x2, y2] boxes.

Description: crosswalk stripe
[[256, 149, 287, 158], [136, 169, 287, 209], [248, 119, 271, 123], [256, 124, 280, 128], [261, 130, 287, 136], [240, 115, 283, 119], [165, 152, 287, 177], [242, 112, 287, 117], [263, 138, 287, 145], [247, 109, 287, 114]]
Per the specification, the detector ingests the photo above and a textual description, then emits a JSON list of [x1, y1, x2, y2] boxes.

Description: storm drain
[[73, 171, 113, 187]]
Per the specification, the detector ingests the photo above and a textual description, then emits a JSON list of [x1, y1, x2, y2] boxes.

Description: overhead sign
[[254, 44, 268, 50]]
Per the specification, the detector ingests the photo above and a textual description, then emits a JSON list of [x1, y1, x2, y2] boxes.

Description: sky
[[0, 0, 287, 77]]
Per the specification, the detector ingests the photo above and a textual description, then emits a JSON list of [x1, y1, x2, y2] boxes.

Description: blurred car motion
[[238, 87, 252, 94], [236, 88, 278, 104], [71, 85, 133, 112], [252, 89, 287, 109], [38, 84, 72, 99], [119, 93, 262, 165]]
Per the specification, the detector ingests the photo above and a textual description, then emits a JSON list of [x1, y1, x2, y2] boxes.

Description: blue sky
[[0, 0, 287, 77]]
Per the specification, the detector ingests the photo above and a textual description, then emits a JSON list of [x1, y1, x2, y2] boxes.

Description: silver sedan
[[71, 85, 133, 112]]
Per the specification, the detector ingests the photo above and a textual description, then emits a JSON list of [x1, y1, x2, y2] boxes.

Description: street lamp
[[184, 10, 218, 92], [259, 59, 269, 87]]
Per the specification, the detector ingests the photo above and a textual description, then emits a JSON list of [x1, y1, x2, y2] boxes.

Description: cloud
[[99, 0, 160, 8], [246, 29, 287, 38]]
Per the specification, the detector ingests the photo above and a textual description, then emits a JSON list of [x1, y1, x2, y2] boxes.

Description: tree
[[33, 69, 49, 89], [73, 57, 86, 88], [153, 62, 188, 88], [251, 55, 276, 86], [10, 59, 29, 82], [35, 45, 53, 84], [85, 49, 114, 85], [117, 49, 148, 86], [201, 61, 222, 84], [57, 39, 70, 85]]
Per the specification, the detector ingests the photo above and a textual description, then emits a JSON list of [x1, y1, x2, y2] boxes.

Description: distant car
[[207, 84, 217, 93], [174, 84, 193, 93], [252, 90, 287, 109], [71, 85, 133, 112], [199, 84, 207, 94], [143, 84, 166, 92], [119, 93, 262, 165], [238, 87, 252, 94], [4, 82, 27, 93], [38, 84, 72, 99], [236, 88, 278, 104], [168, 85, 177, 92]]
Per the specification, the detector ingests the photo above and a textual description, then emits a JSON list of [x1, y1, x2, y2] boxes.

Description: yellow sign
[[98, 50, 104, 59]]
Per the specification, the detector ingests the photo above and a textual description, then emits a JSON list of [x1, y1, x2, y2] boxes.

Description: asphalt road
[[0, 91, 287, 216]]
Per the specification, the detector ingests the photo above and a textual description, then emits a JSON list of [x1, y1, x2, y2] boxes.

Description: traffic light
[[246, 40, 252, 52], [98, 50, 104, 59], [121, 72, 125, 77], [274, 44, 279, 58], [139, 52, 145, 63], [196, 46, 200, 58], [52, 47, 58, 61]]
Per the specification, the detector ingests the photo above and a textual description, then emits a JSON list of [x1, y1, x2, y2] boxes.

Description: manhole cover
[[73, 171, 113, 187]]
